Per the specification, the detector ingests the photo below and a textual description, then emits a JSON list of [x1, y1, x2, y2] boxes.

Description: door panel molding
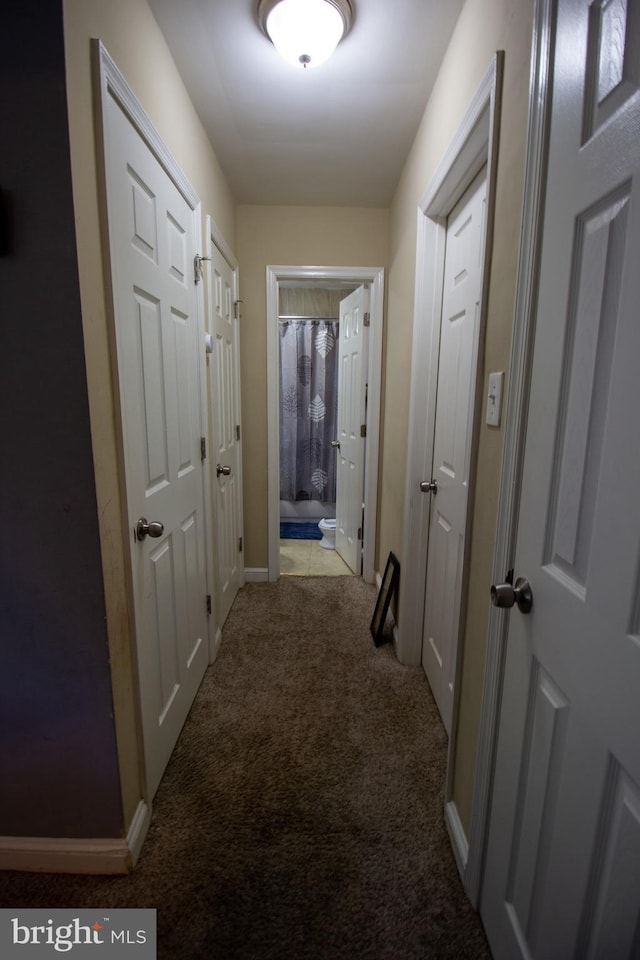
[[94, 42, 198, 211], [266, 265, 384, 584], [398, 53, 503, 668], [94, 41, 213, 801], [478, 0, 640, 947], [205, 214, 245, 642]]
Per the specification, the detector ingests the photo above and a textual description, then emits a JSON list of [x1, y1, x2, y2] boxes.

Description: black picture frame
[[370, 552, 400, 647]]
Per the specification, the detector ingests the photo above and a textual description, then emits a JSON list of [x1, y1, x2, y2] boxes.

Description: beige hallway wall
[[236, 205, 389, 570], [63, 0, 236, 830], [384, 0, 534, 835]]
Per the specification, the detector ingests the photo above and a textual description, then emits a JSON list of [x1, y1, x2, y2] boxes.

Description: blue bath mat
[[280, 521, 322, 540]]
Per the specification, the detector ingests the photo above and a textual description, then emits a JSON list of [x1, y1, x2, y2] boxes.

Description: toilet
[[317, 518, 337, 549]]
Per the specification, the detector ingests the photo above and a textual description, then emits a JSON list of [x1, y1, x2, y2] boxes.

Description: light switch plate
[[486, 371, 504, 427]]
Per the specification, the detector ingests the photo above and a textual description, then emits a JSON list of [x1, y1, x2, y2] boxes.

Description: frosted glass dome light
[[258, 0, 353, 69]]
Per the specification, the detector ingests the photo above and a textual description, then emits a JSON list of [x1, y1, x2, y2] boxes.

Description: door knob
[[136, 517, 164, 541], [420, 480, 438, 494], [216, 464, 232, 477], [331, 440, 341, 450], [490, 577, 533, 614]]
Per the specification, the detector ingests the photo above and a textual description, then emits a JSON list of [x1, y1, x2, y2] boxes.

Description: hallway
[[0, 577, 490, 959], [280, 537, 354, 576]]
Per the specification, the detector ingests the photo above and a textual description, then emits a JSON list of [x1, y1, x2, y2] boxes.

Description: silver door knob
[[136, 517, 164, 541], [216, 464, 232, 477], [331, 440, 341, 450], [420, 480, 438, 494], [490, 577, 533, 614]]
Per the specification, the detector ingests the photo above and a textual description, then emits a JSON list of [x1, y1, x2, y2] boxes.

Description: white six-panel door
[[335, 286, 369, 574], [421, 170, 486, 734], [481, 0, 640, 955], [103, 88, 210, 799], [208, 238, 243, 627]]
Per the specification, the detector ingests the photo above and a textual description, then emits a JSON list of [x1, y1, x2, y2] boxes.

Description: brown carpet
[[0, 577, 491, 959]]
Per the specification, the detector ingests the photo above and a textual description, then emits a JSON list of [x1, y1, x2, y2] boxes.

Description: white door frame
[[397, 53, 503, 874], [465, 0, 555, 908], [266, 265, 384, 583], [94, 40, 215, 783], [205, 215, 245, 655]]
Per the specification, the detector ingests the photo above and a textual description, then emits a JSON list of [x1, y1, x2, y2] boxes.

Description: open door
[[481, 0, 640, 954], [335, 285, 369, 575], [207, 228, 244, 629]]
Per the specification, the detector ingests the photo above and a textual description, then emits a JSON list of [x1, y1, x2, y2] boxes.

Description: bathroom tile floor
[[280, 539, 354, 577]]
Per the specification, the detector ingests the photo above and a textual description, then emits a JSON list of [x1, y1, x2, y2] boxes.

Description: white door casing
[[421, 171, 486, 735], [206, 222, 244, 630], [481, 1, 640, 956], [98, 46, 211, 799], [398, 54, 502, 676], [265, 266, 384, 584], [335, 285, 369, 575]]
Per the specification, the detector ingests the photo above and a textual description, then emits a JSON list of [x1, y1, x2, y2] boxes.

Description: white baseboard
[[126, 800, 151, 868], [0, 837, 130, 875], [245, 567, 268, 583], [0, 801, 151, 875], [445, 799, 469, 881], [210, 625, 222, 663]]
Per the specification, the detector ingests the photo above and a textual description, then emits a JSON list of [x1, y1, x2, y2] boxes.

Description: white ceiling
[[147, 0, 464, 207]]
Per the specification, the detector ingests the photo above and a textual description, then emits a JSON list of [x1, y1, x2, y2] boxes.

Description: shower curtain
[[279, 319, 339, 503]]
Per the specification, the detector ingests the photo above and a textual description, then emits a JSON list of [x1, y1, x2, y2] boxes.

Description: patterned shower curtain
[[279, 320, 339, 502]]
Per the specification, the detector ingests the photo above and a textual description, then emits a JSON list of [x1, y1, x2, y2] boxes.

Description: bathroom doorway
[[278, 282, 354, 577], [266, 266, 385, 583]]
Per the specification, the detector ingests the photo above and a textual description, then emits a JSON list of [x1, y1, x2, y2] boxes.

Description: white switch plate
[[486, 371, 504, 427]]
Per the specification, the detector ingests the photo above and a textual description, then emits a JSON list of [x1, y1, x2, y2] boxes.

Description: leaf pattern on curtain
[[309, 395, 326, 422], [282, 384, 300, 417], [312, 469, 329, 493], [279, 319, 339, 502], [315, 327, 335, 358], [303, 438, 323, 465]]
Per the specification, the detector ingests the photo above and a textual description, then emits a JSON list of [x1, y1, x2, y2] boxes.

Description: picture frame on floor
[[370, 552, 399, 647]]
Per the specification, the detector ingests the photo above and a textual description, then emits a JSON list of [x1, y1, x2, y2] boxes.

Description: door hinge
[[200, 436, 207, 460], [360, 424, 367, 438], [238, 536, 243, 553], [206, 594, 212, 616], [363, 311, 370, 327], [236, 424, 241, 442], [358, 527, 362, 540], [234, 299, 244, 320], [194, 254, 211, 285]]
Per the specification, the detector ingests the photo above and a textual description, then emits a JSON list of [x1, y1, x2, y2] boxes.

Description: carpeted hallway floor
[[0, 577, 491, 959]]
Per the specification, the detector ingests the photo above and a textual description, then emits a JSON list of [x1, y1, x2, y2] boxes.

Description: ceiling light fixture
[[258, 0, 353, 70]]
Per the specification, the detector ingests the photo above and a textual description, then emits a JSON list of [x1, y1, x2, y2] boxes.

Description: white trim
[[95, 42, 198, 209], [195, 205, 216, 665], [398, 54, 503, 670], [125, 800, 151, 868], [205, 214, 246, 652], [445, 800, 469, 880], [245, 567, 269, 583], [211, 625, 223, 661], [208, 216, 238, 272], [0, 800, 148, 878], [0, 837, 130, 875], [266, 265, 384, 584], [466, 0, 554, 908]]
